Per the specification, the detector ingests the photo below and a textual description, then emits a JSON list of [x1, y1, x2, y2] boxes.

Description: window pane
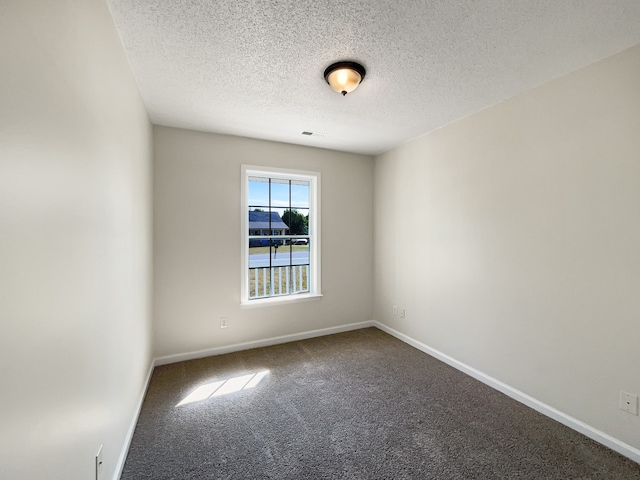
[[248, 177, 269, 208], [291, 181, 309, 208], [271, 238, 290, 268], [271, 265, 289, 296], [292, 240, 310, 266], [270, 179, 289, 210], [299, 208, 310, 235], [269, 209, 289, 237], [281, 208, 308, 236], [248, 241, 269, 269], [248, 209, 272, 238], [249, 266, 270, 299], [290, 264, 309, 294]]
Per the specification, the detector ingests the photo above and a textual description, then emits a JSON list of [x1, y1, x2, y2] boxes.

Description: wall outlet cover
[[620, 391, 638, 415]]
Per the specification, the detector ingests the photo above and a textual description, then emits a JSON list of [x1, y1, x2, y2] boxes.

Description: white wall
[[153, 126, 373, 358], [374, 45, 640, 451], [0, 2, 152, 479]]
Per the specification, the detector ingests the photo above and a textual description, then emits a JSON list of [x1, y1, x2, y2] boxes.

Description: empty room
[[2, 1, 640, 479]]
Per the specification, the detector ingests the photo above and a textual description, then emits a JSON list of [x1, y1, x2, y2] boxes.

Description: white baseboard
[[154, 320, 376, 366], [114, 321, 375, 478], [114, 320, 640, 475], [373, 321, 640, 465], [113, 360, 155, 480]]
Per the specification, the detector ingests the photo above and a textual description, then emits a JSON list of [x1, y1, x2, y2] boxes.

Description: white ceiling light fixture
[[323, 61, 366, 96]]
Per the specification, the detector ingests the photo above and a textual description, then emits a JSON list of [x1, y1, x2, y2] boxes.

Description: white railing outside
[[249, 265, 310, 299]]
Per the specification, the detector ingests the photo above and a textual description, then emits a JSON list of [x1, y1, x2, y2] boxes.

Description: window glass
[[242, 167, 320, 304]]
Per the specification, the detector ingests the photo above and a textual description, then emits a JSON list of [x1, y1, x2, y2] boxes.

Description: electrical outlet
[[393, 305, 398, 316], [220, 317, 228, 329], [95, 445, 103, 480], [620, 391, 638, 415], [399, 309, 406, 319]]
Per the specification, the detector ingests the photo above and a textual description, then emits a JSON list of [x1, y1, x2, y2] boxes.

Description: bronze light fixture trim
[[323, 61, 366, 96]]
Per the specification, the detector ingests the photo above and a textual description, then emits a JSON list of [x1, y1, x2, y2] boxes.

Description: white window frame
[[241, 165, 322, 307]]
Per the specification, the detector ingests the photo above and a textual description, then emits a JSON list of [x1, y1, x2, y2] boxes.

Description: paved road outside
[[249, 252, 309, 268]]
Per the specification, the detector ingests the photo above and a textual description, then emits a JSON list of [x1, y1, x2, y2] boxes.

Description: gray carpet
[[121, 328, 640, 479]]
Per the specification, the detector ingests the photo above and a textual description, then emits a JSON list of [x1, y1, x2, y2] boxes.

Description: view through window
[[242, 167, 320, 303]]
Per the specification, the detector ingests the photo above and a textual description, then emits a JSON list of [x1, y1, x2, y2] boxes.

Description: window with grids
[[241, 166, 320, 304]]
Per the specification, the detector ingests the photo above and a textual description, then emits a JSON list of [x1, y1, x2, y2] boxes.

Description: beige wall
[[4, 0, 638, 475], [374, 45, 640, 450], [0, 1, 152, 479], [153, 127, 374, 358]]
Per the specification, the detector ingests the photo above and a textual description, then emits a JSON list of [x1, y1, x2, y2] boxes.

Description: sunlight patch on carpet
[[176, 370, 269, 406]]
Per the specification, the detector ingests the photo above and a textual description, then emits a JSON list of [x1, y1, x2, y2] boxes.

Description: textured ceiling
[[106, 0, 640, 156]]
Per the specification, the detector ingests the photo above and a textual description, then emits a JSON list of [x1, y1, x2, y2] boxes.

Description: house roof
[[249, 211, 289, 231]]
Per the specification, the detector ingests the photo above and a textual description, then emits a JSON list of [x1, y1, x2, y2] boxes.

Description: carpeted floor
[[121, 327, 640, 479]]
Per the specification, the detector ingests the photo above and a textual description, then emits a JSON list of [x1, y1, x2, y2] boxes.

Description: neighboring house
[[249, 211, 289, 246]]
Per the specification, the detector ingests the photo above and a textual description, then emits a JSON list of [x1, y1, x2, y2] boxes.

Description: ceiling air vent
[[301, 131, 326, 137]]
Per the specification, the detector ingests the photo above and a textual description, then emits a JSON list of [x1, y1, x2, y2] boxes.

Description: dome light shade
[[324, 61, 366, 96]]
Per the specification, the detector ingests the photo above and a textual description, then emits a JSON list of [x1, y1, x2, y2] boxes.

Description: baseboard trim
[[116, 321, 640, 473], [115, 321, 375, 478], [113, 360, 155, 480], [154, 320, 376, 366], [373, 321, 640, 465]]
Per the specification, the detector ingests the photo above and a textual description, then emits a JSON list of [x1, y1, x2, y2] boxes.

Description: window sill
[[240, 293, 323, 309]]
